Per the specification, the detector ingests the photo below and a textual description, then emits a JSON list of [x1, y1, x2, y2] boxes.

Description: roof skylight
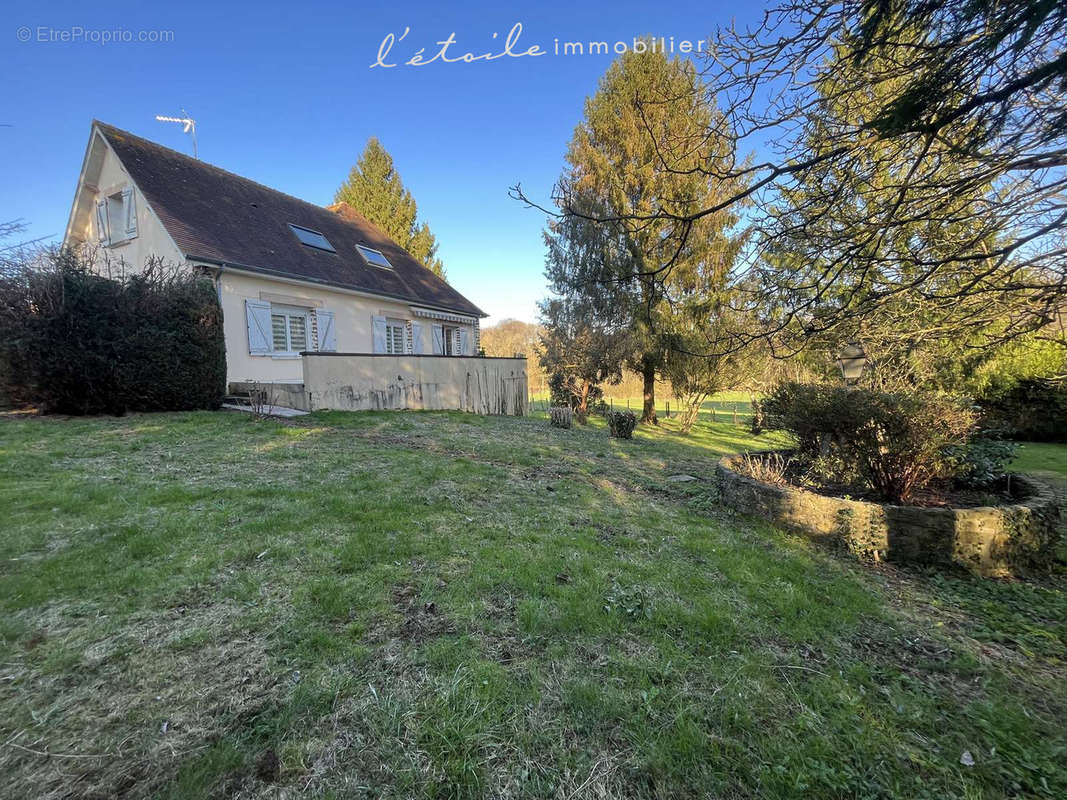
[[289, 223, 335, 253], [356, 244, 393, 269]]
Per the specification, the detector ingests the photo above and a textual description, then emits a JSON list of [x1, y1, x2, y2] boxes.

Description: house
[[62, 122, 526, 414]]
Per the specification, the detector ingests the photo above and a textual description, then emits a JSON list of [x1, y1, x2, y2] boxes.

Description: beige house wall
[[64, 126, 485, 390], [71, 134, 186, 273], [303, 354, 527, 415], [217, 269, 478, 386]]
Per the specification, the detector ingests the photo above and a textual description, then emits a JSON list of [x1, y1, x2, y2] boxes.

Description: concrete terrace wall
[[303, 354, 528, 415], [228, 381, 311, 412], [716, 455, 1061, 577]]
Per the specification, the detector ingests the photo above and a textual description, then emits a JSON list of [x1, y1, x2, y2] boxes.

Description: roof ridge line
[[93, 120, 341, 221], [88, 120, 486, 317]]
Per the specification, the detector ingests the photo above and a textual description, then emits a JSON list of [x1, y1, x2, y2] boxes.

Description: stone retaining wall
[[716, 455, 1061, 577]]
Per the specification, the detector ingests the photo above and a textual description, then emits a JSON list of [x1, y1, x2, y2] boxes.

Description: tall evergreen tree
[[543, 47, 746, 423], [335, 138, 446, 279], [517, 1, 1067, 361], [763, 37, 1020, 390]]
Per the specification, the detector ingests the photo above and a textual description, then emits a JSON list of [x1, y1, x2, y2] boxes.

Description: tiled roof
[[95, 122, 484, 317]]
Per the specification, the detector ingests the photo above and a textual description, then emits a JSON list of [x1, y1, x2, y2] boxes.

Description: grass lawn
[[1, 410, 1065, 799], [1013, 441, 1067, 479]]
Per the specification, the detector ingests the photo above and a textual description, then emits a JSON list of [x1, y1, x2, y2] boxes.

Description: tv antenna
[[154, 110, 197, 158]]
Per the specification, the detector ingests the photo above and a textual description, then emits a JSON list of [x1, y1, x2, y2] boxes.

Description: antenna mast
[[154, 110, 198, 158]]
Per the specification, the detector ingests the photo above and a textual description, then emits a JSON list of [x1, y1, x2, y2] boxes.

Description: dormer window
[[357, 244, 392, 269], [95, 186, 137, 245], [289, 224, 335, 253]]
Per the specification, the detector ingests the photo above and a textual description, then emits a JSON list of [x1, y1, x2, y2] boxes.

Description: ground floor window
[[271, 308, 309, 354], [385, 319, 406, 355], [442, 326, 458, 355]]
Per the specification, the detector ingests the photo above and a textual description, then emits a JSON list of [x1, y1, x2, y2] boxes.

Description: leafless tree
[[513, 0, 1067, 362]]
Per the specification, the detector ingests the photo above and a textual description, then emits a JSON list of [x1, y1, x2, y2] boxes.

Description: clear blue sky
[[1, 0, 759, 324]]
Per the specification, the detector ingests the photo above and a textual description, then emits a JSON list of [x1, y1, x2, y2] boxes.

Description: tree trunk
[[679, 394, 705, 434], [641, 362, 657, 425], [576, 380, 590, 423]]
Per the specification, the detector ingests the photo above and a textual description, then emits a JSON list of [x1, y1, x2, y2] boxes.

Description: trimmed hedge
[[0, 253, 225, 414]]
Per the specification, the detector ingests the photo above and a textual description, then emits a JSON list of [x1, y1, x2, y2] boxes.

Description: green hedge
[[0, 253, 225, 414], [977, 379, 1067, 443]]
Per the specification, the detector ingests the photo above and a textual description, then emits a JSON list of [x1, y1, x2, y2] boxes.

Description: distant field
[[529, 390, 758, 425]]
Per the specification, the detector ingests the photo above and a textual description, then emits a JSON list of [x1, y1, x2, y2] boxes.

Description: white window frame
[[269, 305, 311, 358], [384, 318, 406, 355], [441, 325, 458, 356]]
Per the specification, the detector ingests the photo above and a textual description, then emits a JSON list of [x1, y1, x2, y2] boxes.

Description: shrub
[[0, 252, 225, 414], [976, 379, 1067, 443], [763, 382, 977, 503], [734, 451, 793, 486], [549, 406, 573, 429], [548, 370, 604, 414], [945, 438, 1018, 488], [607, 410, 636, 439]]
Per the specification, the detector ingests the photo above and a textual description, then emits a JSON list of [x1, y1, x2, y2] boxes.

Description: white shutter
[[122, 187, 137, 237], [431, 324, 444, 355], [245, 299, 272, 354], [460, 328, 471, 356], [316, 310, 336, 351], [95, 199, 109, 243], [411, 321, 424, 354], [372, 315, 387, 354]]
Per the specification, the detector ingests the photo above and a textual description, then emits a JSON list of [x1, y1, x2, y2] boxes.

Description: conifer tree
[[335, 138, 446, 279], [543, 47, 745, 423]]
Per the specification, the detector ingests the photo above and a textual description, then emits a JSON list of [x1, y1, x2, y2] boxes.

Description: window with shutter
[[99, 186, 137, 245], [441, 325, 458, 356], [267, 306, 311, 354], [245, 300, 272, 354], [315, 310, 336, 352], [122, 188, 137, 236], [372, 315, 387, 353], [385, 320, 405, 355], [411, 321, 423, 354], [95, 200, 109, 244]]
